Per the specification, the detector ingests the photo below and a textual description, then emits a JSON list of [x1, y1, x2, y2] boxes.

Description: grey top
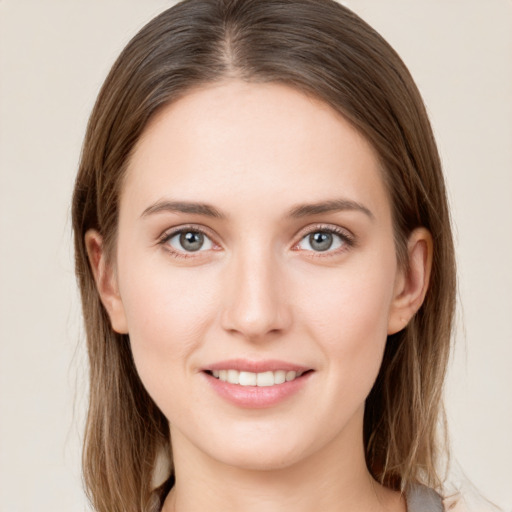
[[407, 484, 444, 512]]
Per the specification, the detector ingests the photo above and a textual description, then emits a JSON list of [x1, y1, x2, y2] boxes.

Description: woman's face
[[100, 81, 413, 471]]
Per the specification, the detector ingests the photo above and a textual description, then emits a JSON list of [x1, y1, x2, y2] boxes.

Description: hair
[[72, 0, 456, 511]]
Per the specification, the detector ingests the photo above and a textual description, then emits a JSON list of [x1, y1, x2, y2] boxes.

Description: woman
[[72, 0, 456, 510]]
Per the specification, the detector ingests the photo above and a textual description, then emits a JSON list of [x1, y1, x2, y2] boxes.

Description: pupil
[[180, 231, 204, 252], [310, 232, 332, 251]]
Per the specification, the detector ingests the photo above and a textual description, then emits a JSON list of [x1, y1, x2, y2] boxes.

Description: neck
[[163, 411, 405, 512]]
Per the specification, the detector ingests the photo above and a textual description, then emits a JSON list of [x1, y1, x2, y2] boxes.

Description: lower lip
[[203, 371, 313, 408]]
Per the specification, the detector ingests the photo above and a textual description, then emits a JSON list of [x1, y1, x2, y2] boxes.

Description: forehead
[[122, 80, 390, 221]]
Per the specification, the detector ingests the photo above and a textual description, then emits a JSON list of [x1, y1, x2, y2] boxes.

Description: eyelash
[[158, 224, 218, 260], [293, 224, 356, 257], [158, 224, 356, 260]]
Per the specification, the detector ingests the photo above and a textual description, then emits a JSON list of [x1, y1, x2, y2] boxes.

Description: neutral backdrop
[[0, 1, 511, 511]]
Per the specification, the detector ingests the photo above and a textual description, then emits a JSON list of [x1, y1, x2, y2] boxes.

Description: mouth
[[202, 359, 314, 407], [204, 368, 313, 387]]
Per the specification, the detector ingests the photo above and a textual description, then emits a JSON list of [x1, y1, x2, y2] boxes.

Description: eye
[[164, 228, 214, 254], [295, 227, 353, 253]]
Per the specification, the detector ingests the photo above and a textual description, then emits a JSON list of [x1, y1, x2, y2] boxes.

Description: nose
[[220, 246, 292, 341]]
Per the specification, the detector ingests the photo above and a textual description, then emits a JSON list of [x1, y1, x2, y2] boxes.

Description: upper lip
[[204, 359, 312, 373]]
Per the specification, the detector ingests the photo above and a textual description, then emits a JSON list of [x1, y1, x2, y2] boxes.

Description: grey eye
[[309, 232, 333, 251], [298, 231, 345, 252], [168, 230, 213, 252]]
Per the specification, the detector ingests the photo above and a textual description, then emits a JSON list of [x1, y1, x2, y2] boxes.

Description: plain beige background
[[0, 1, 511, 511]]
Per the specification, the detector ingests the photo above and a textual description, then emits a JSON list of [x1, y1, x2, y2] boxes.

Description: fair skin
[[86, 81, 432, 512]]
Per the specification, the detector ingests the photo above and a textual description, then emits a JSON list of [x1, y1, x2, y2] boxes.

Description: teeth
[[239, 371, 257, 386], [211, 369, 304, 386], [274, 370, 286, 384], [256, 371, 274, 387], [227, 369, 239, 384], [286, 371, 296, 382]]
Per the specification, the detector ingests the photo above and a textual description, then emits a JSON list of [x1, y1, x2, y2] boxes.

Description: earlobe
[[85, 230, 129, 334], [387, 228, 433, 335]]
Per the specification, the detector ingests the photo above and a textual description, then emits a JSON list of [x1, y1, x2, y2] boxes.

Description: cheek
[[117, 256, 219, 394], [295, 253, 396, 382]]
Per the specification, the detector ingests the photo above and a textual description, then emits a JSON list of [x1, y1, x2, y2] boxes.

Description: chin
[[171, 420, 309, 472], [195, 421, 332, 473], [212, 444, 307, 472]]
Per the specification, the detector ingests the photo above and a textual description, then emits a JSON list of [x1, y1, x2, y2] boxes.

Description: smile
[[209, 369, 306, 386], [203, 360, 314, 407]]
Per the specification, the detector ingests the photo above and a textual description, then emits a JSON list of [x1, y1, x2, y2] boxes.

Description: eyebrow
[[141, 200, 227, 219], [141, 198, 374, 221], [287, 199, 374, 220]]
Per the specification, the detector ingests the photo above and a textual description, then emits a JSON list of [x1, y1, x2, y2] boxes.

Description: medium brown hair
[[72, 0, 456, 510]]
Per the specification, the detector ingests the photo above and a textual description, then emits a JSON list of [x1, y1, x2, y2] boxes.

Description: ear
[[387, 227, 433, 335], [85, 230, 129, 334]]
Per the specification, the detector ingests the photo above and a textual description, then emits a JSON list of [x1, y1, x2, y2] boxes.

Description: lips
[[202, 359, 314, 408]]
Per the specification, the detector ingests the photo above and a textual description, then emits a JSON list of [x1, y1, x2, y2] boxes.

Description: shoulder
[[406, 484, 444, 512], [407, 486, 499, 512]]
